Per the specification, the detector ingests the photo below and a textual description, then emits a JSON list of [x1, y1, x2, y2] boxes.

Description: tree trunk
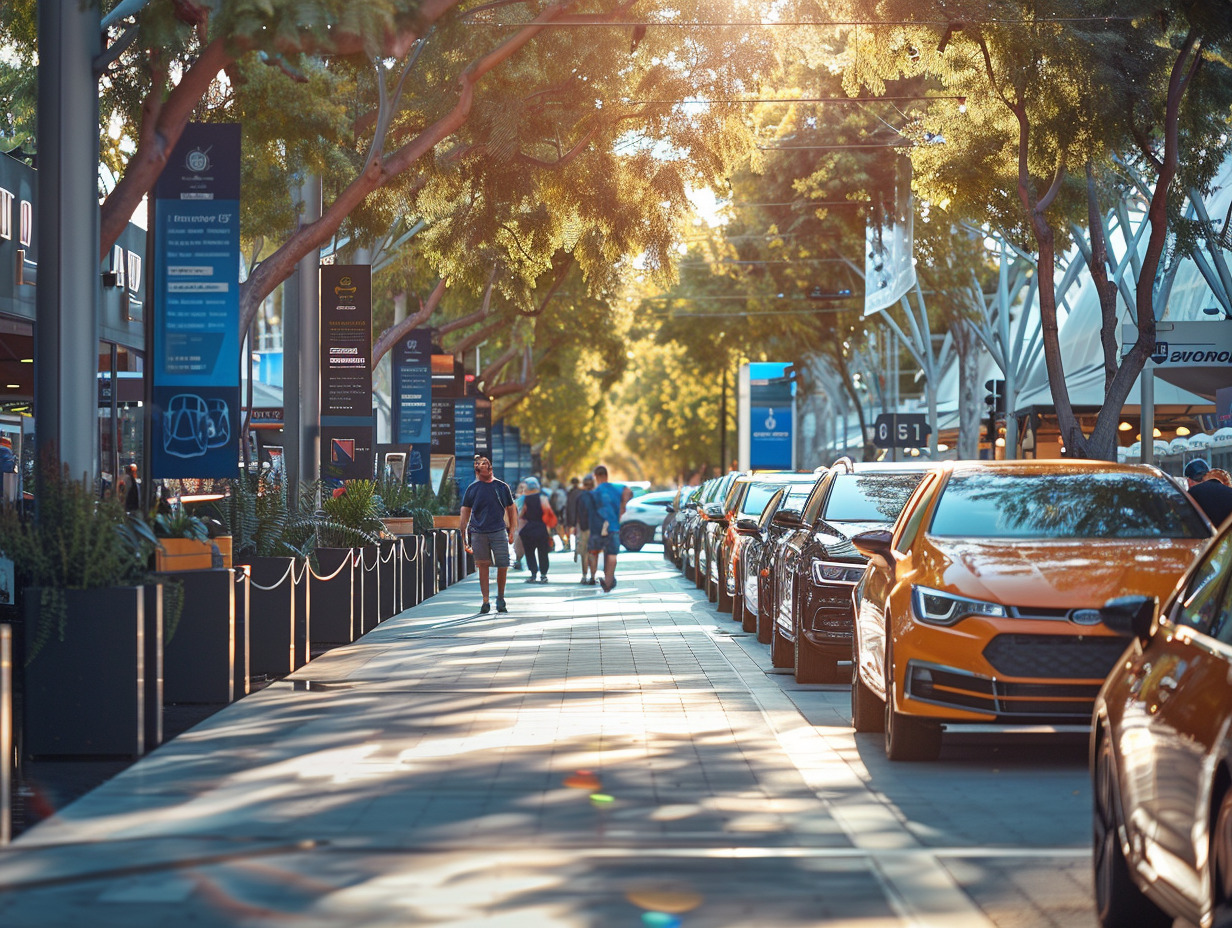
[[954, 319, 981, 460]]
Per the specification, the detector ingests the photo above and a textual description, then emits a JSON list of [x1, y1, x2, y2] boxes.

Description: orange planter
[[155, 536, 233, 572], [433, 515, 462, 530]]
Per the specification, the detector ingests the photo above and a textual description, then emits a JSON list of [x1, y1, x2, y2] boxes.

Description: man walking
[[460, 454, 518, 613], [577, 473, 596, 584], [588, 464, 633, 593]]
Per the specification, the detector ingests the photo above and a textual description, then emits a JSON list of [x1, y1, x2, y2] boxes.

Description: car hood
[[922, 536, 1203, 607]]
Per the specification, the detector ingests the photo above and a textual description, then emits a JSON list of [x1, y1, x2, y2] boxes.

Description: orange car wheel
[[883, 635, 941, 762], [1093, 732, 1171, 928]]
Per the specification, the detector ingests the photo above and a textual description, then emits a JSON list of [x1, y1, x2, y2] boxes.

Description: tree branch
[[516, 253, 574, 317], [372, 278, 448, 363]]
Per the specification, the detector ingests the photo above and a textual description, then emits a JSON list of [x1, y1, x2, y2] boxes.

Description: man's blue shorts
[[588, 531, 619, 555]]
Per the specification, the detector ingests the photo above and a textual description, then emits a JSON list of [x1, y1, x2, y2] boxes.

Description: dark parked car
[[694, 472, 742, 591], [1092, 516, 1232, 928], [769, 461, 932, 683], [735, 481, 819, 644], [718, 473, 819, 618], [677, 480, 713, 581], [662, 486, 690, 563]]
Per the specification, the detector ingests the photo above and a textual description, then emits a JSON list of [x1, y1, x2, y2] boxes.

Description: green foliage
[[373, 474, 420, 517], [154, 510, 210, 542], [318, 479, 384, 547], [0, 455, 160, 663]]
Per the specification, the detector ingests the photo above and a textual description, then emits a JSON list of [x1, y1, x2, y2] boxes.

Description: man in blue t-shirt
[[587, 464, 633, 593], [460, 455, 518, 613]]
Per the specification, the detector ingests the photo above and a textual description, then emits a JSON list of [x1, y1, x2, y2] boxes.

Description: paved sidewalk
[[0, 553, 1049, 927]]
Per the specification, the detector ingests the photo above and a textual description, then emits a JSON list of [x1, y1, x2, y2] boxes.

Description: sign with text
[[454, 399, 476, 497], [474, 396, 492, 460], [872, 413, 932, 449], [392, 328, 431, 444], [151, 122, 241, 477], [431, 397, 455, 456], [319, 264, 373, 478]]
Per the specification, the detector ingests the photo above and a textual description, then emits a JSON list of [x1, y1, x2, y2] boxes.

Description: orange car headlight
[[912, 585, 1007, 626]]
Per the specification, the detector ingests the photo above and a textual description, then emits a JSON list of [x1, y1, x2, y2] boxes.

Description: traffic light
[[984, 379, 1006, 443]]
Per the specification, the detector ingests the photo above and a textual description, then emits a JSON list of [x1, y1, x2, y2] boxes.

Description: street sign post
[[872, 413, 932, 449]]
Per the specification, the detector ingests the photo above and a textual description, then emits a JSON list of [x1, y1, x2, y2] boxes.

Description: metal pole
[[282, 175, 322, 505], [109, 342, 119, 494], [36, 0, 101, 482], [1, 623, 11, 845], [299, 177, 323, 496], [1141, 361, 1156, 465], [719, 365, 727, 470]]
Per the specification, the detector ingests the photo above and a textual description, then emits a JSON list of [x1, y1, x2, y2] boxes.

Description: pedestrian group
[[460, 457, 632, 614]]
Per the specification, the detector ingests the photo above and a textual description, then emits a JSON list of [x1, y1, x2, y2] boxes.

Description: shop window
[[127, 252, 141, 292], [19, 199, 32, 247], [0, 188, 11, 240]]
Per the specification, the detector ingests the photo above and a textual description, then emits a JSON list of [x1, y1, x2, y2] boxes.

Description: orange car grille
[[982, 634, 1126, 679], [906, 663, 1103, 721]]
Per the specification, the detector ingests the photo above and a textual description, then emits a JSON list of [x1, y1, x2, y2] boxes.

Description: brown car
[[1092, 515, 1232, 928]]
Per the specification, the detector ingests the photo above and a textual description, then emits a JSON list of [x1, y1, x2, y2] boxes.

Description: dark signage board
[[454, 399, 476, 497], [872, 413, 933, 449], [320, 265, 372, 418], [491, 422, 506, 482], [151, 123, 242, 478], [321, 425, 374, 480], [430, 397, 455, 456], [506, 426, 522, 484], [392, 328, 431, 444], [520, 441, 532, 477], [319, 264, 373, 479], [407, 443, 430, 485], [474, 396, 492, 460]]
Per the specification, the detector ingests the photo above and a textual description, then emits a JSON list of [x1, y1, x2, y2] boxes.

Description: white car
[[619, 489, 676, 551]]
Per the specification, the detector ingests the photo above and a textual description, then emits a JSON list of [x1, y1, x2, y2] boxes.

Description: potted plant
[[153, 509, 232, 571], [0, 455, 163, 757], [375, 476, 426, 537], [432, 482, 461, 529]]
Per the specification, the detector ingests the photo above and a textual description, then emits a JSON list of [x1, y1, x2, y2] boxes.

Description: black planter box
[[399, 537, 422, 609], [293, 561, 309, 669], [378, 541, 397, 622], [309, 548, 354, 645], [241, 557, 297, 679], [159, 569, 235, 705], [142, 584, 164, 750], [233, 567, 250, 697], [421, 535, 438, 601], [355, 546, 379, 635], [23, 586, 149, 758]]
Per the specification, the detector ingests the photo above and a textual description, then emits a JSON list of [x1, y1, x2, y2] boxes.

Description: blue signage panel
[[750, 405, 793, 468], [393, 329, 432, 444], [748, 362, 794, 470], [507, 426, 522, 484], [151, 123, 241, 478]]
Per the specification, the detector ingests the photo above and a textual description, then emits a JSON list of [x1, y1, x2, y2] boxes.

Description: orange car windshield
[[929, 473, 1209, 540]]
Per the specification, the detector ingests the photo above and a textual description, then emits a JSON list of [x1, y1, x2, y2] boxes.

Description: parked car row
[[663, 457, 1232, 928]]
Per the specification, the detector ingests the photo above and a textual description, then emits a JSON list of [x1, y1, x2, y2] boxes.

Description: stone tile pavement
[[0, 552, 1094, 927]]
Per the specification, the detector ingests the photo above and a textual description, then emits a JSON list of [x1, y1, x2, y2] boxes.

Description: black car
[[676, 481, 711, 580], [769, 461, 932, 683], [734, 481, 819, 644], [662, 486, 689, 562], [718, 474, 819, 617]]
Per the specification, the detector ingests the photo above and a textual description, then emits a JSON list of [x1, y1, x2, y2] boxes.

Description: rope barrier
[[379, 543, 397, 564], [307, 554, 353, 583], [401, 538, 420, 563], [362, 546, 378, 572], [248, 560, 296, 591]]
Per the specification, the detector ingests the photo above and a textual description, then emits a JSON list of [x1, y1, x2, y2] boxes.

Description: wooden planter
[[381, 517, 417, 536], [433, 515, 462, 530], [159, 569, 235, 705], [309, 548, 355, 646], [23, 586, 152, 758], [155, 536, 233, 571], [241, 557, 297, 679]]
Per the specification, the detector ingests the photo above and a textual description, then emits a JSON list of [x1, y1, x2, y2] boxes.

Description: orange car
[[850, 459, 1211, 762]]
